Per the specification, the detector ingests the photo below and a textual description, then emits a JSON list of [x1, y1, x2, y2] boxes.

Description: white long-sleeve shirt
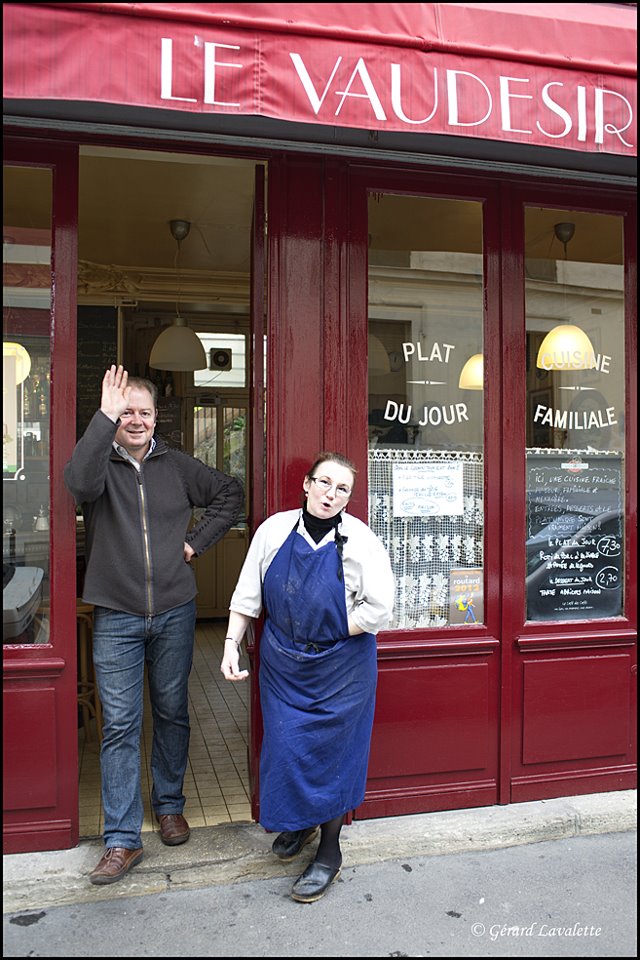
[[229, 509, 395, 635]]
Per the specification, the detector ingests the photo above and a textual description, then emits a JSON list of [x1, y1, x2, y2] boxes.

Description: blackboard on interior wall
[[526, 452, 623, 621], [156, 396, 183, 450], [76, 306, 118, 441]]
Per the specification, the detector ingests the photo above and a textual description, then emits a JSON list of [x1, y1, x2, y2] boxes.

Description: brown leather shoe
[[156, 813, 190, 846], [88, 847, 143, 885]]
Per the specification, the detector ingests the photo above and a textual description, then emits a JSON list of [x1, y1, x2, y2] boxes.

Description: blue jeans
[[92, 599, 197, 849]]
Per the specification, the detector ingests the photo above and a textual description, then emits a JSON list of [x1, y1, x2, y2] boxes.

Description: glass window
[[193, 403, 247, 524], [524, 210, 625, 621], [222, 405, 247, 491], [193, 332, 246, 388], [193, 404, 217, 468], [367, 194, 484, 629], [3, 165, 52, 644]]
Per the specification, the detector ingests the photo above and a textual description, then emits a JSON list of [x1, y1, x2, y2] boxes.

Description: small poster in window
[[449, 568, 484, 624], [392, 461, 464, 516]]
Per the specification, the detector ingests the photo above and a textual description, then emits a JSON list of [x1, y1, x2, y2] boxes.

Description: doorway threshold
[[78, 621, 251, 838]]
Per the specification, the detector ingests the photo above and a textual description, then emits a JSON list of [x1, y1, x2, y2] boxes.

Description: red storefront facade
[[3, 3, 637, 853]]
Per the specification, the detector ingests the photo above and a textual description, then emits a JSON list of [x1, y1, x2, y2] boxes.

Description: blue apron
[[259, 523, 377, 831]]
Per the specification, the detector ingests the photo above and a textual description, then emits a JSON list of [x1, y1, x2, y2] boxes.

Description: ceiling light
[[150, 316, 208, 371], [149, 220, 206, 372], [536, 325, 597, 371], [458, 353, 483, 390], [3, 342, 32, 384]]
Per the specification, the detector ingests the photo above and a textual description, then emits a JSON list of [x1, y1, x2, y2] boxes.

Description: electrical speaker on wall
[[209, 348, 232, 371]]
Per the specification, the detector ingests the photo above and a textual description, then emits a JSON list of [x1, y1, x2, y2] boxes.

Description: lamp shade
[[149, 318, 207, 371], [3, 342, 32, 384], [458, 353, 483, 390], [536, 325, 596, 371]]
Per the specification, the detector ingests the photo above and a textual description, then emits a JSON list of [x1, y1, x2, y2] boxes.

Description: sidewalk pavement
[[3, 790, 636, 916]]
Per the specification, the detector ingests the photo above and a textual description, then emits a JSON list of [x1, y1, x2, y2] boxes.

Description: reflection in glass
[[524, 209, 625, 621], [3, 165, 52, 643], [193, 405, 217, 468], [367, 195, 484, 629], [222, 406, 247, 494], [193, 403, 247, 524]]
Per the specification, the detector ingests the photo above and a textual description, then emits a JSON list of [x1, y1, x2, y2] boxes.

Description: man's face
[[114, 386, 156, 461]]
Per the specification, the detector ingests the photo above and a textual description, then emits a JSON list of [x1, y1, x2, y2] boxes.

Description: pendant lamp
[[536, 223, 596, 372], [536, 324, 597, 371], [458, 352, 483, 390], [149, 220, 207, 372], [368, 334, 391, 375], [3, 342, 32, 384]]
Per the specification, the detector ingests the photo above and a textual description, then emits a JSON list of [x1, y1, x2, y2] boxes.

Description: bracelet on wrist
[[225, 636, 241, 646]]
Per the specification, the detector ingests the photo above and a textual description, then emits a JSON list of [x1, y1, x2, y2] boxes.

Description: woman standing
[[221, 452, 394, 902]]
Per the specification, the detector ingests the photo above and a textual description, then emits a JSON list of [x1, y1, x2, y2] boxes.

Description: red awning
[[3, 2, 637, 156]]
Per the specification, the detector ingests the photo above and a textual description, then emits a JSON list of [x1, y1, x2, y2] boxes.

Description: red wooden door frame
[[247, 162, 266, 819], [3, 139, 80, 853]]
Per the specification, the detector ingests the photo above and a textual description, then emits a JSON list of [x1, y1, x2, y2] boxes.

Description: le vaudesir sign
[[3, 4, 636, 156]]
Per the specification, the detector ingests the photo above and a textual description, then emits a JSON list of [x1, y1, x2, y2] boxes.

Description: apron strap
[[334, 528, 348, 582]]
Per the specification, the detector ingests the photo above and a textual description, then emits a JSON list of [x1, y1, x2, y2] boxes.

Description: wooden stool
[[76, 600, 103, 744]]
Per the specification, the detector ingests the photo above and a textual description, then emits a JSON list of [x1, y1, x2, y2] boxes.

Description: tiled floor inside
[[78, 620, 252, 839]]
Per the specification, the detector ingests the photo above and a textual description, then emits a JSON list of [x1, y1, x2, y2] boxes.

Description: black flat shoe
[[291, 860, 341, 903], [271, 826, 319, 861]]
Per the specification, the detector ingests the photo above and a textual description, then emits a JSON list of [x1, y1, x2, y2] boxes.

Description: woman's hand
[[100, 365, 131, 422], [221, 637, 249, 682]]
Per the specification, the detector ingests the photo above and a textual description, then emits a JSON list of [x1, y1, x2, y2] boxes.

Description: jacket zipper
[[136, 469, 154, 616]]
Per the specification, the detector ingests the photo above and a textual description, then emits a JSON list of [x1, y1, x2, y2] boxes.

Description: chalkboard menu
[[76, 306, 118, 441], [156, 396, 183, 449], [526, 452, 623, 621]]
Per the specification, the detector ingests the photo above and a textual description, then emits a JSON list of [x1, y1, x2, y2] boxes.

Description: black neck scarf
[[302, 505, 349, 581], [302, 504, 342, 543]]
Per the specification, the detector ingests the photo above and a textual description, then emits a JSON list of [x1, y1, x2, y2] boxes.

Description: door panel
[[3, 141, 79, 852], [193, 527, 248, 618]]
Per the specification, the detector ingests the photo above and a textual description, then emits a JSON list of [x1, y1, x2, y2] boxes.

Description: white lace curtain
[[369, 448, 484, 629]]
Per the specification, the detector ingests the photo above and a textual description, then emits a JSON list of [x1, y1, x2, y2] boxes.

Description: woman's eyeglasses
[[310, 476, 352, 498]]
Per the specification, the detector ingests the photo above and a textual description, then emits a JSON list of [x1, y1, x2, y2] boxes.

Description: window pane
[[3, 165, 52, 644], [367, 195, 484, 630], [193, 405, 217, 467], [193, 332, 246, 388], [525, 210, 625, 621], [223, 405, 247, 508], [193, 404, 247, 524]]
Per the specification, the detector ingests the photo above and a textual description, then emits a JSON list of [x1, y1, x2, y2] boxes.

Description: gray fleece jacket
[[64, 410, 244, 617]]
